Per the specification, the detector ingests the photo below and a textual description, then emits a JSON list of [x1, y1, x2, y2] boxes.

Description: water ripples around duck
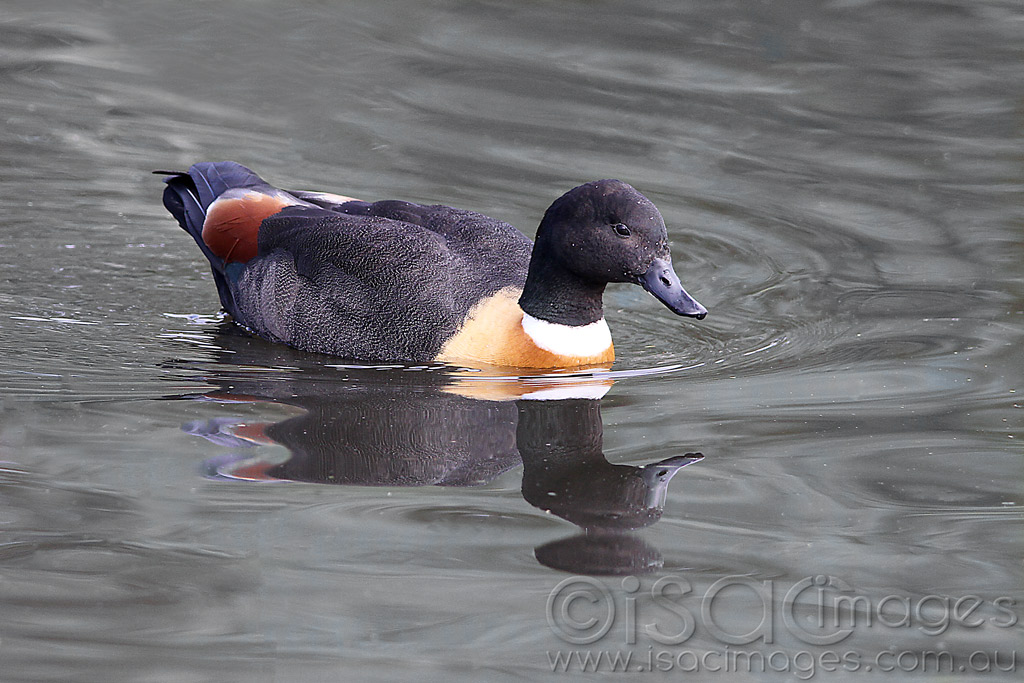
[[0, 0, 1021, 678]]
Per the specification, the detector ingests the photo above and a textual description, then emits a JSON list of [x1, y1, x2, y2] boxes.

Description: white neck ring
[[521, 313, 612, 358]]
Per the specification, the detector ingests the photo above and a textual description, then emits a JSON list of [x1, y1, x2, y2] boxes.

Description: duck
[[158, 161, 706, 368]]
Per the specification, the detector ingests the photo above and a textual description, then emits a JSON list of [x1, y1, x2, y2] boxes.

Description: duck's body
[[160, 162, 705, 367]]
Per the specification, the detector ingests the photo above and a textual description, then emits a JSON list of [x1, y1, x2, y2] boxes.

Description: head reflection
[[517, 398, 702, 574], [183, 331, 702, 575]]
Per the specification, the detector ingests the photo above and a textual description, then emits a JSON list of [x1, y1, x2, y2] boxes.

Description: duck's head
[[524, 180, 707, 325]]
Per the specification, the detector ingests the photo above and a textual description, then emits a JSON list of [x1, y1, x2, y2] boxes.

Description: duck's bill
[[638, 258, 707, 319]]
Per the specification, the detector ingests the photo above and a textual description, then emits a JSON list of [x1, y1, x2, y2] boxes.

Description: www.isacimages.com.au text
[[547, 646, 1017, 677]]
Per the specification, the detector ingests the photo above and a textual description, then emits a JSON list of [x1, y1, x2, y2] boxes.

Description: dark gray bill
[[638, 257, 707, 319]]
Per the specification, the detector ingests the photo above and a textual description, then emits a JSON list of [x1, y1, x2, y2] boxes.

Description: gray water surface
[[1, 0, 1021, 680]]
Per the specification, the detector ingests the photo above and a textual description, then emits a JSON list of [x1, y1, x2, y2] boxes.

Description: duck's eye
[[612, 223, 631, 238]]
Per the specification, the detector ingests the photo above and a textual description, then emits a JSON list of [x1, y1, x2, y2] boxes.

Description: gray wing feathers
[[229, 207, 531, 361]]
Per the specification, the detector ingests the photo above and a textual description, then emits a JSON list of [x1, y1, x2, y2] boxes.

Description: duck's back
[[233, 201, 532, 361]]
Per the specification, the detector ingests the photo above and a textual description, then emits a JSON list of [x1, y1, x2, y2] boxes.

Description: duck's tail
[[156, 162, 279, 316]]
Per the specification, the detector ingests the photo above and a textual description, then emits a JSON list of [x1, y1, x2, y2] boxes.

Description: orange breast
[[435, 288, 615, 369]]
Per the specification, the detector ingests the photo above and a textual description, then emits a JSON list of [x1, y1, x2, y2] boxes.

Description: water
[[1, 0, 1021, 680]]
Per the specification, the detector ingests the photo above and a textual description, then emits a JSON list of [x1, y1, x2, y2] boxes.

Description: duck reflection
[[180, 328, 702, 574]]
